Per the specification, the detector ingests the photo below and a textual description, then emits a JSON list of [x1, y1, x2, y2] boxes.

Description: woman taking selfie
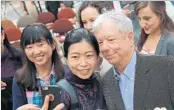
[[12, 24, 65, 110]]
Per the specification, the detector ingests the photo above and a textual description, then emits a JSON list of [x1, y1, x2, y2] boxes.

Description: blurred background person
[[12, 24, 65, 110], [1, 26, 23, 110], [60, 1, 74, 10], [78, 1, 113, 31], [135, 1, 174, 55], [120, 1, 141, 43], [45, 1, 60, 19]]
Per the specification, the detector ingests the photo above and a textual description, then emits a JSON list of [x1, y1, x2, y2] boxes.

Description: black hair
[[78, 1, 113, 28], [63, 28, 99, 58], [16, 23, 65, 90]]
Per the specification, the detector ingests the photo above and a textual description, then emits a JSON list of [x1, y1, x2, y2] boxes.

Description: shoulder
[[162, 31, 174, 42], [165, 32, 174, 49], [138, 52, 173, 61], [158, 31, 174, 55], [164, 31, 174, 41], [155, 56, 174, 67], [163, 31, 174, 55], [101, 67, 114, 83], [12, 77, 25, 94], [137, 53, 174, 69], [12, 78, 27, 110], [13, 77, 24, 88]]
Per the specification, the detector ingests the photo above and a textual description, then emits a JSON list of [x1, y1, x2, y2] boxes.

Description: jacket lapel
[[155, 32, 167, 54], [134, 54, 151, 110], [102, 67, 125, 110]]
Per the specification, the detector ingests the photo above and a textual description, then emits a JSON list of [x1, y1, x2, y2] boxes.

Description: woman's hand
[[16, 104, 40, 110], [17, 95, 65, 110], [42, 95, 65, 110]]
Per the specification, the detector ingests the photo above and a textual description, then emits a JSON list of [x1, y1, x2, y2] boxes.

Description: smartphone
[[40, 85, 62, 110]]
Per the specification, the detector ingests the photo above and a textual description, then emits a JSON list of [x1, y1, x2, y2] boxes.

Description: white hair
[[92, 11, 133, 36]]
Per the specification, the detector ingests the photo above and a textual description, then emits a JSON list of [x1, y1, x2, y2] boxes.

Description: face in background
[[24, 40, 55, 68], [67, 41, 98, 79], [137, 5, 161, 35], [81, 6, 100, 31], [94, 20, 134, 66]]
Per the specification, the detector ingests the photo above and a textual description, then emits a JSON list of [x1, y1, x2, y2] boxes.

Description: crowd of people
[[1, 1, 174, 110]]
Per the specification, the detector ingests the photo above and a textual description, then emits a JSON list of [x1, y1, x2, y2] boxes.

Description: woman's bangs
[[21, 33, 46, 48]]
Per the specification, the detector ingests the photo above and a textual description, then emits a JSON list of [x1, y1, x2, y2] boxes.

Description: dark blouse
[[1, 47, 23, 110], [61, 70, 107, 110], [1, 48, 22, 78]]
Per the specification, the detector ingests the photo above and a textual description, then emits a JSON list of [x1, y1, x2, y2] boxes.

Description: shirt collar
[[122, 51, 136, 80], [113, 51, 136, 81], [36, 65, 55, 80]]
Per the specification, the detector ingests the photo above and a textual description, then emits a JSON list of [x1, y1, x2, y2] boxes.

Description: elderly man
[[92, 11, 174, 110]]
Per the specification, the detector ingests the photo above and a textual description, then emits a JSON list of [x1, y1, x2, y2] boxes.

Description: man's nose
[[101, 41, 109, 52]]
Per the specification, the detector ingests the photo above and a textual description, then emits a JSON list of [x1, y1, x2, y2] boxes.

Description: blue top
[[114, 51, 136, 110]]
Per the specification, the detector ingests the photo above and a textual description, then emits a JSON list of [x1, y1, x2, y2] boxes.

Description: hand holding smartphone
[[40, 85, 62, 110]]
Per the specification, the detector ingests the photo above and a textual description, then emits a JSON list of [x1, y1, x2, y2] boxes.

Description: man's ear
[[127, 32, 134, 41], [126, 32, 134, 46]]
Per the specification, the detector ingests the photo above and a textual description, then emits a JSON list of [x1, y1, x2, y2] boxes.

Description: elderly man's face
[[94, 20, 134, 66]]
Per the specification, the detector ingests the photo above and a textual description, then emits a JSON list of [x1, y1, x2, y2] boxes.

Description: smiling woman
[[61, 28, 107, 110], [66, 41, 98, 79], [12, 23, 65, 110], [135, 1, 174, 55], [78, 1, 113, 31]]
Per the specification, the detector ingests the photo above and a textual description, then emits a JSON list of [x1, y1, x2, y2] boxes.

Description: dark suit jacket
[[101, 54, 174, 110], [155, 31, 174, 55]]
